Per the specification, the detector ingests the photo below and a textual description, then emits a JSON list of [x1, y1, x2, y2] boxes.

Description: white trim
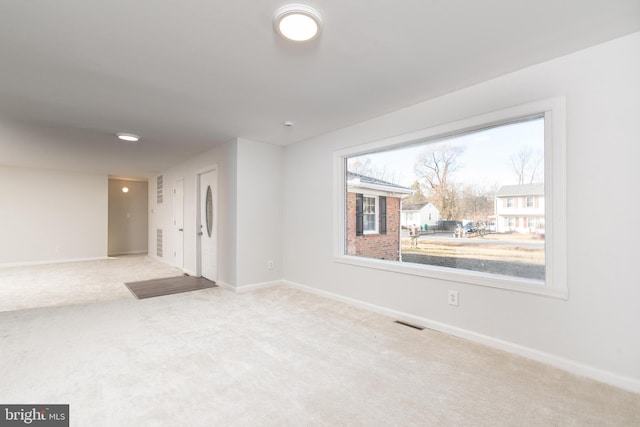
[[347, 181, 414, 196], [215, 280, 234, 291], [283, 279, 640, 394], [195, 165, 219, 280], [108, 250, 148, 256], [215, 280, 282, 293], [234, 280, 283, 293], [173, 177, 185, 270], [333, 255, 566, 299], [334, 97, 568, 299], [362, 194, 379, 235], [0, 256, 109, 269]]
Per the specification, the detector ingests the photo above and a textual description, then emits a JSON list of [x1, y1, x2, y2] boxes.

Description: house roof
[[347, 172, 413, 195], [402, 202, 431, 211], [496, 183, 544, 197]]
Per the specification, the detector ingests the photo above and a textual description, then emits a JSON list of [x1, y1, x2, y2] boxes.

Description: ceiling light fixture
[[116, 133, 140, 142], [122, 187, 129, 193], [273, 4, 322, 42]]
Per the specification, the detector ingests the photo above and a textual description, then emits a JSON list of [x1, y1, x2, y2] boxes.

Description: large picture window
[[334, 98, 567, 298]]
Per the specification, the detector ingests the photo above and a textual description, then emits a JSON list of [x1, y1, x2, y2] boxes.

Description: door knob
[[198, 231, 203, 236]]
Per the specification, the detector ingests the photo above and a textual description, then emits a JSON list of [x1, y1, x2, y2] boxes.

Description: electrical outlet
[[448, 290, 459, 306], [267, 260, 274, 270], [55, 246, 62, 253]]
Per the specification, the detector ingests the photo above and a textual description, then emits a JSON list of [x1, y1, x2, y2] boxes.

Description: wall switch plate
[[448, 290, 459, 306]]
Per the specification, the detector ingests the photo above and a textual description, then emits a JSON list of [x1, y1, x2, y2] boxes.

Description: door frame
[[173, 177, 184, 269], [195, 165, 218, 279]]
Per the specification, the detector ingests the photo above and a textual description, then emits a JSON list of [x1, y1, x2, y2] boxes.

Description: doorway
[[197, 168, 218, 281], [107, 178, 148, 256], [173, 178, 184, 269]]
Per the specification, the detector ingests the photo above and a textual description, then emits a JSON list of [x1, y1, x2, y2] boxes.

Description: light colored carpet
[[1, 284, 639, 426], [0, 255, 183, 312]]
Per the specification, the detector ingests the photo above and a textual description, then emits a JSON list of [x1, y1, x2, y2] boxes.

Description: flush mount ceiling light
[[273, 4, 322, 42], [122, 187, 129, 193], [116, 133, 140, 142]]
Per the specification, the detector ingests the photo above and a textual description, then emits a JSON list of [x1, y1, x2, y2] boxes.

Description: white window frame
[[333, 97, 567, 299], [507, 197, 514, 208], [362, 195, 379, 234], [527, 217, 535, 229], [526, 196, 534, 208]]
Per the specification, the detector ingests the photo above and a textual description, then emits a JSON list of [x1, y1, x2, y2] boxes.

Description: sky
[[348, 117, 544, 189]]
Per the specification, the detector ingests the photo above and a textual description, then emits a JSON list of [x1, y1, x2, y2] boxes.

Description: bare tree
[[347, 156, 400, 184], [511, 146, 543, 184], [414, 145, 465, 220], [459, 184, 497, 221], [403, 180, 428, 204]]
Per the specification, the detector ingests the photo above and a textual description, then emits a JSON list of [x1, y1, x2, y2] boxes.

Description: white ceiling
[[1, 0, 639, 177]]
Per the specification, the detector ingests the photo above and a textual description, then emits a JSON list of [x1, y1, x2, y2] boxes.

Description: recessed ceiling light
[[122, 187, 129, 193], [283, 120, 294, 127], [116, 133, 140, 142], [274, 4, 322, 42]]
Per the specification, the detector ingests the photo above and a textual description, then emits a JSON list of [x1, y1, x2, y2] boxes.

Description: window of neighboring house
[[363, 195, 378, 234], [355, 193, 387, 236], [527, 217, 535, 229], [335, 97, 567, 299]]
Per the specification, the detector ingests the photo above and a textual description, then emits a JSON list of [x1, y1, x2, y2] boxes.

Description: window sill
[[334, 255, 568, 300]]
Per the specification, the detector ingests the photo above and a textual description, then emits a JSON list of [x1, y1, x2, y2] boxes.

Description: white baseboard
[[107, 251, 148, 256], [0, 256, 108, 269], [233, 280, 282, 293], [282, 279, 640, 394], [216, 281, 234, 291]]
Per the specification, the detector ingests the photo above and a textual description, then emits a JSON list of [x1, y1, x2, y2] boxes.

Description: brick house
[[494, 183, 545, 234], [346, 172, 413, 260]]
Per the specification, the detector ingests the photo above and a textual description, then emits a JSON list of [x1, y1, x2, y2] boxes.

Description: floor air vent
[[394, 320, 425, 330]]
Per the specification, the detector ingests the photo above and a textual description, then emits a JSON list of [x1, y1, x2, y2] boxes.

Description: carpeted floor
[[1, 284, 639, 426], [0, 255, 184, 311]]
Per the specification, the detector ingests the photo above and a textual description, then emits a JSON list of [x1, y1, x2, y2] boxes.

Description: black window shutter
[[356, 193, 363, 236], [379, 196, 387, 234]]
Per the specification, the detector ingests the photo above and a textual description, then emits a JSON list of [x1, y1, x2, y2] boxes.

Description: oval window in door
[[205, 186, 213, 237]]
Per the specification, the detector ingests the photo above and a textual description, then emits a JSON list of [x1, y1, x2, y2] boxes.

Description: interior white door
[[199, 169, 217, 281], [173, 178, 184, 269]]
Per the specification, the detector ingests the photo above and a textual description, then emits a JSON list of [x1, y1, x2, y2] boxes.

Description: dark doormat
[[125, 275, 217, 299]]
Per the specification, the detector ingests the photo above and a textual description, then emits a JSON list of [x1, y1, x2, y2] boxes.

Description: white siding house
[[401, 202, 440, 228], [495, 184, 545, 234]]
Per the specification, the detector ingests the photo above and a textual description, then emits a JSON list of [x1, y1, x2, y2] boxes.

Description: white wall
[[0, 165, 107, 265], [148, 138, 283, 289], [148, 139, 238, 285], [282, 33, 640, 390], [108, 178, 148, 256], [236, 138, 283, 286]]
